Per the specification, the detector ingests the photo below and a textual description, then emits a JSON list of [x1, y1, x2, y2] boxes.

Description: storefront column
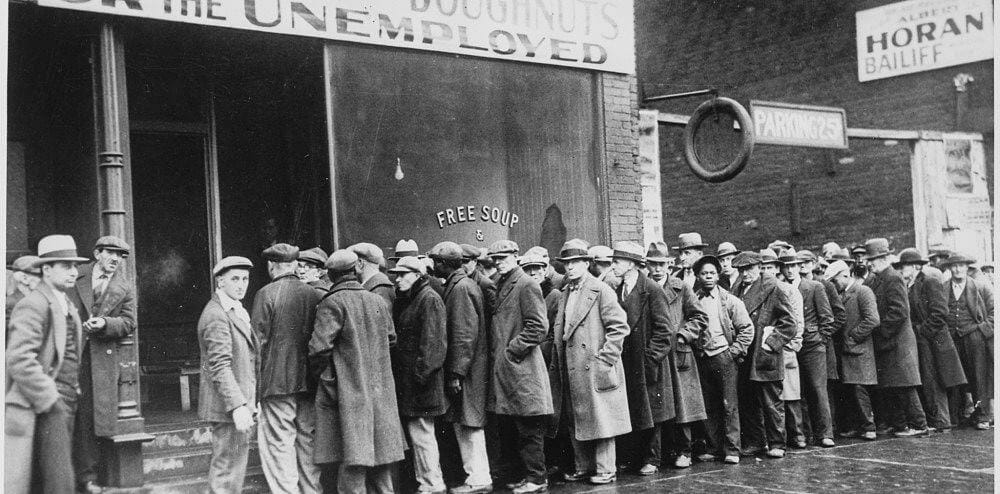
[[93, 21, 153, 487]]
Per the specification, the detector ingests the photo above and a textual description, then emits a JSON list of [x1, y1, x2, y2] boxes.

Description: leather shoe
[[562, 471, 589, 482], [78, 481, 103, 494], [673, 455, 691, 468], [820, 438, 835, 447], [450, 483, 493, 494], [512, 481, 547, 494], [696, 453, 716, 462], [976, 421, 991, 430], [723, 455, 740, 464], [638, 464, 658, 476], [837, 429, 860, 438], [766, 448, 785, 458], [588, 473, 616, 485], [893, 427, 929, 437], [862, 431, 877, 440], [504, 479, 527, 490]]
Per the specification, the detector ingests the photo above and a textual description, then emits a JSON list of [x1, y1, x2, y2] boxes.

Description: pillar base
[[98, 432, 156, 488]]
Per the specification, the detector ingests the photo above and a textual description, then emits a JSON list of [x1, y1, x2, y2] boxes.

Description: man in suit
[[863, 238, 928, 437], [197, 256, 258, 493], [715, 243, 740, 292], [731, 251, 797, 458], [6, 235, 88, 494], [252, 244, 322, 494], [941, 253, 994, 430], [5, 256, 41, 327], [69, 235, 137, 493], [672, 233, 708, 289], [350, 243, 395, 309]]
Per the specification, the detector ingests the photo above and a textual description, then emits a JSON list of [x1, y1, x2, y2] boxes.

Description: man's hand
[[83, 317, 106, 334], [232, 405, 254, 432], [447, 376, 463, 395]]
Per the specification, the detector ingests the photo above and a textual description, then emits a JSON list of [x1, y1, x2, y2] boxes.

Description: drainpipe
[[953, 73, 974, 130]]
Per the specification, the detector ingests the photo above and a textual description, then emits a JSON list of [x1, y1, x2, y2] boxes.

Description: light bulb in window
[[394, 157, 404, 180]]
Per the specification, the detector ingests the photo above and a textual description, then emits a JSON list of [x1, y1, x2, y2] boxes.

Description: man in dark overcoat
[[731, 252, 797, 458], [462, 243, 497, 320], [485, 240, 553, 494], [608, 241, 672, 476], [309, 250, 405, 493], [896, 248, 966, 432], [431, 242, 492, 493], [251, 243, 322, 493], [941, 253, 994, 430], [350, 242, 395, 309], [862, 238, 928, 436], [69, 235, 136, 493], [297, 247, 331, 292]]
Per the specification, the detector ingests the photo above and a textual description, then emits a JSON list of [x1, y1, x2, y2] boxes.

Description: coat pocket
[[4, 403, 35, 437], [317, 370, 338, 409], [755, 346, 779, 372], [675, 348, 693, 371], [593, 359, 620, 392]]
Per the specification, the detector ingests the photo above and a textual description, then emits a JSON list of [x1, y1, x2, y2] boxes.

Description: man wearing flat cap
[[673, 233, 708, 289], [524, 246, 565, 293], [309, 250, 405, 492], [348, 243, 395, 309], [68, 235, 137, 493], [941, 252, 994, 430], [461, 243, 498, 329], [6, 255, 41, 327], [252, 244, 323, 493], [297, 247, 332, 292], [6, 235, 88, 493], [198, 255, 258, 493], [862, 238, 928, 437]]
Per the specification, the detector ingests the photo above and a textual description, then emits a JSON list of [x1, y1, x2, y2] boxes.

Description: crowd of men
[[4, 231, 994, 494]]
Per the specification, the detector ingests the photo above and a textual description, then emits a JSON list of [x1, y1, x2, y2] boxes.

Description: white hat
[[33, 235, 89, 267], [824, 260, 850, 280], [390, 239, 421, 260]]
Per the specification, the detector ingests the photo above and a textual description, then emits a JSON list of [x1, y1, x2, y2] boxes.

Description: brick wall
[[602, 72, 643, 244], [636, 0, 994, 253]]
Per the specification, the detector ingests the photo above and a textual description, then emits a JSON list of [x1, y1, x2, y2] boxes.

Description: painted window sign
[[36, 0, 636, 74], [436, 206, 518, 229], [856, 0, 994, 82]]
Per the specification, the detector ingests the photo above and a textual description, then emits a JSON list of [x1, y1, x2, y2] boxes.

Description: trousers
[[699, 352, 741, 457], [882, 386, 928, 430], [209, 422, 251, 494], [798, 342, 833, 440], [406, 417, 446, 492], [453, 424, 491, 486], [337, 464, 394, 494], [32, 397, 78, 494], [739, 377, 785, 452], [570, 437, 616, 475], [258, 394, 321, 494]]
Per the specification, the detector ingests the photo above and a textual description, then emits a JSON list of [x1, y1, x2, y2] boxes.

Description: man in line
[[694, 255, 753, 465], [6, 235, 88, 493], [252, 244, 322, 494], [941, 253, 994, 430], [551, 239, 632, 485], [70, 236, 137, 493], [761, 250, 804, 448], [732, 252, 797, 458], [350, 243, 395, 309], [672, 233, 708, 288], [587, 245, 620, 289], [715, 243, 740, 291], [524, 246, 565, 292], [309, 250, 406, 493], [197, 256, 258, 493], [486, 240, 553, 494], [297, 247, 331, 292], [896, 248, 966, 432], [863, 238, 928, 437], [462, 244, 497, 318], [799, 249, 846, 436], [5, 255, 40, 325]]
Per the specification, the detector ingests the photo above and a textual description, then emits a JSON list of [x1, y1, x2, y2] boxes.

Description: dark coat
[[197, 294, 259, 423], [392, 278, 448, 417], [865, 267, 921, 387], [470, 269, 498, 318], [797, 278, 835, 346], [309, 280, 405, 466], [947, 277, 995, 339], [551, 275, 632, 441], [909, 271, 966, 388], [617, 272, 674, 429], [820, 278, 845, 380], [363, 272, 396, 309], [442, 270, 489, 427], [735, 274, 798, 382], [662, 276, 709, 423], [488, 267, 554, 417], [71, 263, 136, 340], [250, 273, 321, 398], [838, 282, 879, 385]]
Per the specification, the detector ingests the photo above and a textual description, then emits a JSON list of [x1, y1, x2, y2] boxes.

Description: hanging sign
[[37, 0, 636, 73], [750, 101, 848, 149], [856, 0, 994, 82]]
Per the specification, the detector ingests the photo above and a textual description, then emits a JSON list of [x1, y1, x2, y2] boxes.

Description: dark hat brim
[[611, 251, 645, 263], [673, 243, 709, 251], [556, 255, 592, 262]]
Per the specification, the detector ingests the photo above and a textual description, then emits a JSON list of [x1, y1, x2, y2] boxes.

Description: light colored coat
[[839, 281, 880, 385], [197, 294, 258, 423], [780, 284, 805, 401]]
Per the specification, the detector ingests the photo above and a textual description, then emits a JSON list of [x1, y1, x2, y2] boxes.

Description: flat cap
[[488, 240, 519, 257], [519, 251, 549, 268], [524, 246, 550, 261], [348, 242, 386, 267], [824, 260, 851, 280], [460, 244, 480, 260], [588, 245, 614, 263], [429, 241, 465, 262], [732, 251, 762, 268], [9, 255, 41, 275], [95, 235, 131, 256], [298, 247, 328, 267], [213, 256, 253, 276], [388, 256, 426, 275], [556, 239, 591, 262], [263, 243, 299, 262], [325, 249, 359, 272]]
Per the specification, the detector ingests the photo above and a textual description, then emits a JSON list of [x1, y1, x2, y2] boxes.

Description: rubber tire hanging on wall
[[683, 97, 756, 183]]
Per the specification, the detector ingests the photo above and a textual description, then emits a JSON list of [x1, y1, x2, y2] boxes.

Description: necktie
[[94, 274, 109, 301]]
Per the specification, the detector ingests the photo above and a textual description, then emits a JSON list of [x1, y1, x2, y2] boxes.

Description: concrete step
[[105, 466, 269, 494], [143, 423, 213, 454], [144, 442, 261, 481]]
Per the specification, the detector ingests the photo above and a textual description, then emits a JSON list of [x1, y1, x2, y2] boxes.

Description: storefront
[[7, 0, 641, 486]]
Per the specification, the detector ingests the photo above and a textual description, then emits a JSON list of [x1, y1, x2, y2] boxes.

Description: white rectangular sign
[[37, 0, 635, 73], [856, 0, 994, 82], [751, 101, 848, 149]]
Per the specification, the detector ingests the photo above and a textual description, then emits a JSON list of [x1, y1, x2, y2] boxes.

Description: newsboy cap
[[388, 256, 426, 275], [298, 247, 328, 267], [349, 243, 386, 267], [460, 244, 480, 260], [524, 246, 551, 261], [325, 249, 359, 272], [732, 252, 762, 268], [263, 243, 299, 262], [213, 256, 253, 276], [519, 252, 549, 268], [429, 241, 465, 262], [9, 255, 41, 275], [488, 240, 519, 257], [824, 260, 851, 280], [94, 235, 131, 256], [557, 239, 591, 262]]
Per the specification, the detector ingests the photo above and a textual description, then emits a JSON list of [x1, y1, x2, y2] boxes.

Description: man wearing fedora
[[896, 248, 967, 432], [350, 243, 396, 310], [672, 233, 708, 289], [644, 241, 672, 291], [941, 253, 994, 430], [862, 238, 928, 437], [715, 242, 740, 291], [69, 235, 137, 493], [6, 255, 41, 326], [297, 247, 332, 292], [252, 244, 323, 494], [6, 235, 88, 494], [800, 249, 846, 429], [549, 239, 632, 485], [608, 241, 673, 476]]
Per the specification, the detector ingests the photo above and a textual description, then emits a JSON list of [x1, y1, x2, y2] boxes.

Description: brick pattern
[[636, 0, 994, 254], [602, 72, 643, 244]]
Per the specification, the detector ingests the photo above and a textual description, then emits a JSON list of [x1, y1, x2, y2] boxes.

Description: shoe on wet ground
[[588, 473, 616, 485], [976, 421, 992, 430], [837, 430, 860, 438], [562, 471, 589, 482], [862, 431, 877, 440], [504, 479, 527, 490], [893, 427, 930, 437], [723, 455, 740, 464], [696, 453, 717, 462], [638, 464, 658, 476], [450, 483, 493, 494], [512, 481, 547, 494], [820, 438, 835, 447], [674, 455, 691, 468], [766, 448, 785, 458]]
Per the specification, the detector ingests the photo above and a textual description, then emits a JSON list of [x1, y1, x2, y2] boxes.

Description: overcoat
[[470, 269, 498, 318], [442, 270, 489, 427], [197, 293, 259, 422], [909, 271, 966, 388], [6, 283, 82, 494], [820, 278, 845, 380], [864, 267, 921, 387], [734, 274, 797, 382], [309, 279, 405, 466], [251, 273, 321, 398], [838, 282, 879, 385], [363, 271, 396, 309], [487, 267, 554, 417], [947, 277, 994, 400], [662, 275, 709, 423], [392, 277, 448, 417], [780, 283, 804, 401], [617, 271, 674, 429], [551, 275, 632, 441]]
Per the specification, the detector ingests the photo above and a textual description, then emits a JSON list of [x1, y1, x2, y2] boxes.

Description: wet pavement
[[546, 428, 994, 493]]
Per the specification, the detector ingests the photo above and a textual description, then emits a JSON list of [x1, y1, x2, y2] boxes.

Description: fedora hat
[[715, 242, 738, 258], [588, 245, 614, 263], [796, 250, 817, 263], [768, 240, 793, 252], [557, 239, 592, 262], [893, 248, 928, 268], [390, 239, 422, 260], [693, 255, 722, 276], [94, 235, 131, 257], [939, 252, 976, 268], [32, 235, 89, 268], [759, 248, 779, 265], [821, 242, 841, 259], [612, 241, 645, 264], [732, 251, 762, 269], [646, 241, 671, 263], [863, 238, 893, 260], [674, 232, 708, 251]]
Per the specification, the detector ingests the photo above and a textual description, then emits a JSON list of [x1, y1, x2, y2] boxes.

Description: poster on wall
[[638, 109, 663, 247], [856, 0, 994, 82]]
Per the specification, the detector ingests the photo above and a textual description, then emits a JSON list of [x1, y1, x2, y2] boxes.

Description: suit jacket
[[735, 274, 797, 382], [797, 278, 835, 346], [865, 267, 921, 387], [909, 271, 966, 388], [616, 271, 674, 429], [251, 273, 321, 398], [838, 282, 879, 385], [947, 277, 995, 339], [197, 293, 259, 422]]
